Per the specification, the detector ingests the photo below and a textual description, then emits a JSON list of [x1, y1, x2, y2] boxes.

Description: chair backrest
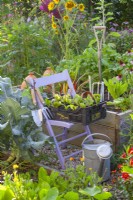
[[33, 69, 76, 97]]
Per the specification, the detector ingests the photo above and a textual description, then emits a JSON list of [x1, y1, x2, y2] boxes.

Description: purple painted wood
[[49, 120, 73, 129], [58, 131, 89, 145], [62, 128, 67, 149], [28, 69, 93, 169], [34, 69, 76, 97]]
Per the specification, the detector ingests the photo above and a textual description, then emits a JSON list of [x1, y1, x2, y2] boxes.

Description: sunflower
[[53, 0, 59, 4], [63, 15, 69, 21], [52, 22, 57, 29], [65, 1, 75, 11], [78, 3, 85, 11], [48, 2, 55, 11]]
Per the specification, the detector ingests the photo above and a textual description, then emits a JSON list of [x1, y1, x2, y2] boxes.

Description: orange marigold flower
[[111, 178, 116, 183], [70, 157, 74, 161], [63, 15, 69, 21], [78, 3, 85, 11], [53, 0, 59, 4], [121, 172, 130, 180], [65, 1, 75, 11], [52, 22, 57, 29], [130, 158, 133, 167], [121, 152, 127, 158], [48, 2, 55, 11], [80, 157, 85, 161], [128, 147, 133, 155]]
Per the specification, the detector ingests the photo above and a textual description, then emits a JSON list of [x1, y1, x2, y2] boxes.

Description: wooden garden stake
[[93, 26, 106, 82]]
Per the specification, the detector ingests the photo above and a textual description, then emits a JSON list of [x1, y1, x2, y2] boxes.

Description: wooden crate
[[67, 110, 132, 151], [43, 110, 132, 152]]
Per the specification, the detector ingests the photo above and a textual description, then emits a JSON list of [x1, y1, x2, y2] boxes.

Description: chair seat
[[49, 120, 74, 129]]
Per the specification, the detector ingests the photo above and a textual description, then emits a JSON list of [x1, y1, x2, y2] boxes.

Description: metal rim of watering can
[[82, 133, 113, 146], [96, 144, 113, 159]]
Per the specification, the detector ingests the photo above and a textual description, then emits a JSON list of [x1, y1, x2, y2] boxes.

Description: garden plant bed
[[0, 146, 129, 200], [39, 144, 83, 170], [38, 144, 125, 200]]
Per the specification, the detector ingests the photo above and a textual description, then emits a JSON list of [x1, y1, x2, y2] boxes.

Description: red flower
[[129, 158, 133, 167], [128, 147, 133, 155], [121, 172, 130, 180], [121, 152, 127, 158]]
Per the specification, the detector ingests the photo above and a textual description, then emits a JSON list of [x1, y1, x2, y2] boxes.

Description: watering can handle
[[82, 133, 112, 146]]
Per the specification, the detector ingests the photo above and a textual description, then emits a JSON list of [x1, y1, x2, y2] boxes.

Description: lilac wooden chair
[[30, 69, 93, 169]]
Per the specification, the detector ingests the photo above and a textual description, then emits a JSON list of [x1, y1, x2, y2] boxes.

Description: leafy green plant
[[2, 165, 112, 200], [0, 97, 49, 167], [45, 93, 101, 110], [79, 186, 112, 200], [0, 18, 57, 85], [90, 0, 113, 27], [0, 185, 14, 200], [0, 77, 50, 167], [104, 77, 128, 100]]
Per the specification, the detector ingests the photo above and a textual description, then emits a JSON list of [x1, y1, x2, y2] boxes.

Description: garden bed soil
[[38, 144, 125, 200]]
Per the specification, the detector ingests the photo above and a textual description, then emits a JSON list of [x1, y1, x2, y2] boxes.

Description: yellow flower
[[48, 2, 55, 11], [78, 3, 85, 11], [80, 157, 85, 161], [53, 0, 59, 4], [2, 171, 7, 175], [65, 1, 75, 11], [13, 164, 19, 170], [63, 15, 69, 21], [52, 22, 57, 29]]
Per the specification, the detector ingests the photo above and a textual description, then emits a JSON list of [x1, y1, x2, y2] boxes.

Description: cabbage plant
[[0, 76, 50, 167]]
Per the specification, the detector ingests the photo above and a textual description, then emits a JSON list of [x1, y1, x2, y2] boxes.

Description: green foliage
[[104, 77, 128, 99], [0, 185, 14, 200], [79, 186, 112, 199], [0, 97, 49, 163], [0, 77, 50, 166], [0, 19, 57, 85], [90, 0, 114, 26], [45, 93, 101, 111], [2, 165, 112, 200], [57, 42, 124, 81], [63, 191, 79, 200], [110, 0, 133, 25]]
